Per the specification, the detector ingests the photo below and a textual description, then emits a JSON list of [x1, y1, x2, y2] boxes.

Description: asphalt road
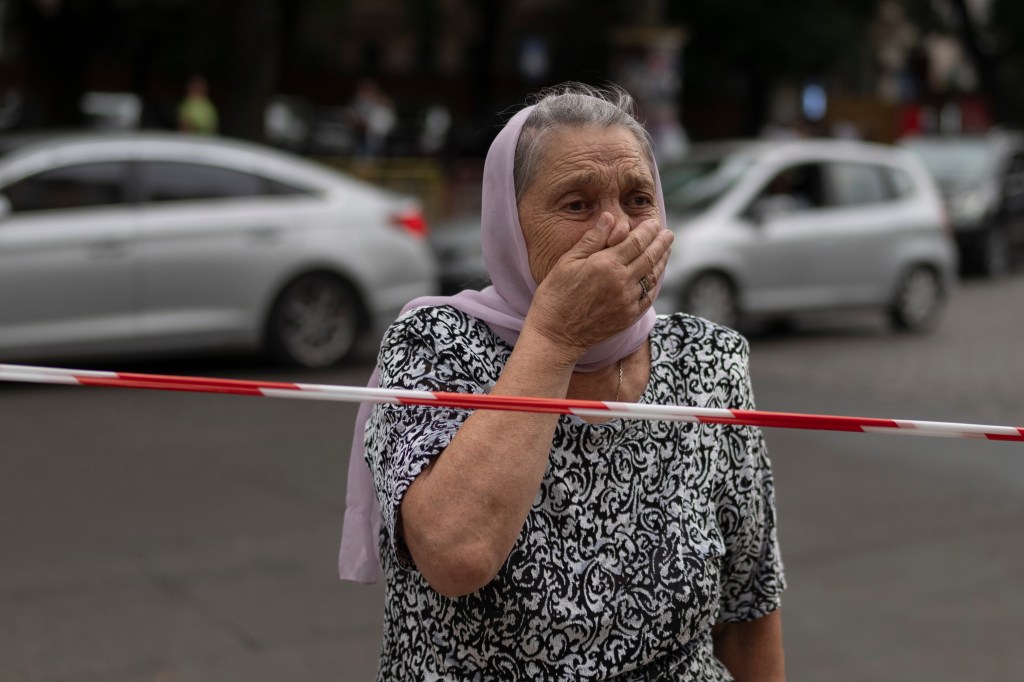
[[1, 272, 1023, 681]]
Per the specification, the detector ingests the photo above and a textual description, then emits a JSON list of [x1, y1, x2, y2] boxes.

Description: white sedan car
[[0, 132, 438, 367]]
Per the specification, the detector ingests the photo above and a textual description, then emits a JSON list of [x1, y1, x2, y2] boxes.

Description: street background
[[2, 269, 1023, 681], [4, 1, 1024, 680]]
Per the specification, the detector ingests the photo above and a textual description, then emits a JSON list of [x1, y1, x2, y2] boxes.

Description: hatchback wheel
[[680, 272, 739, 329], [267, 273, 362, 368], [889, 265, 943, 333]]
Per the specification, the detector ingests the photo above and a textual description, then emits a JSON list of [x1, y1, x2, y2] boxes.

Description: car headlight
[[949, 189, 991, 225]]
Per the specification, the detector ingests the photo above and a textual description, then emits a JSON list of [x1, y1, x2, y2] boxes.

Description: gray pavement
[[1, 272, 1024, 681], [748, 272, 1024, 427]]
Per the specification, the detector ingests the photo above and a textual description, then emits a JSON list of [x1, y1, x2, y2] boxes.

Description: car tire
[[889, 265, 944, 333], [266, 272, 363, 368], [680, 272, 740, 329], [976, 225, 1011, 278]]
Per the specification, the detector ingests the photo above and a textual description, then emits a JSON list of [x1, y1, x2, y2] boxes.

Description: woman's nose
[[602, 206, 632, 231]]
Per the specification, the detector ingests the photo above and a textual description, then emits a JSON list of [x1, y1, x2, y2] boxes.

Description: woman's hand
[[525, 211, 673, 363]]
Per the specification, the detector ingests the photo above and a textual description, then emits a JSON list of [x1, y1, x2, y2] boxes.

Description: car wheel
[[889, 265, 943, 333], [977, 225, 1011, 278], [267, 272, 362, 368], [680, 272, 740, 329]]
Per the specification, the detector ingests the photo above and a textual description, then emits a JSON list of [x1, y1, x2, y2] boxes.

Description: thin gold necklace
[[614, 358, 623, 402]]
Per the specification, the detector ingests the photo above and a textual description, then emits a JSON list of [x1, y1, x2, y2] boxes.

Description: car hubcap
[[685, 275, 737, 327], [280, 278, 356, 367], [899, 269, 940, 327]]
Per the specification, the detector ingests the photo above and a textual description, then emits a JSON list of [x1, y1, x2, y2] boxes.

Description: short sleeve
[[714, 336, 787, 622], [363, 306, 495, 571]]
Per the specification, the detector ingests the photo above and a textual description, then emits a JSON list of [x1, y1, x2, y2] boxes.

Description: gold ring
[[639, 276, 652, 300]]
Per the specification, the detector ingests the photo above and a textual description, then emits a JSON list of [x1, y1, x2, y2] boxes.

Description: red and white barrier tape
[[1, 363, 1022, 442]]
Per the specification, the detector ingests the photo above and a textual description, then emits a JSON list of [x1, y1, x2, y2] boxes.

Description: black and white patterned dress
[[365, 306, 785, 681]]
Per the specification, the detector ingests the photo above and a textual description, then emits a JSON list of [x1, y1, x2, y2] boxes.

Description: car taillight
[[392, 209, 429, 239]]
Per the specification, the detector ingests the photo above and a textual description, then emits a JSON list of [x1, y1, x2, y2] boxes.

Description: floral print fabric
[[365, 306, 785, 680]]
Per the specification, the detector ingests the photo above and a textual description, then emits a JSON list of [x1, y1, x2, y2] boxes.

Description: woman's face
[[517, 125, 659, 284]]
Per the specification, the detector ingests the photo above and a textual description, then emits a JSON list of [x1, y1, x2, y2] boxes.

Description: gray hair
[[512, 82, 655, 202]]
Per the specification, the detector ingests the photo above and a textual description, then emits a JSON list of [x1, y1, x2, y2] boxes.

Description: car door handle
[[248, 226, 282, 244], [88, 239, 129, 259]]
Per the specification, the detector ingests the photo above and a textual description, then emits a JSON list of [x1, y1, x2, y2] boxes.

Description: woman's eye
[[566, 200, 587, 211], [629, 195, 654, 208]]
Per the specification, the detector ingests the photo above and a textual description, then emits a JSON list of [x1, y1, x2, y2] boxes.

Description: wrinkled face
[[517, 125, 659, 283]]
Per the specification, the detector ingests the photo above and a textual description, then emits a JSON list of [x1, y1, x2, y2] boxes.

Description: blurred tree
[[470, 0, 509, 122], [989, 0, 1024, 125], [4, 0, 285, 139], [669, 0, 883, 136], [9, 0, 108, 128], [208, 0, 281, 140], [899, 0, 1024, 126]]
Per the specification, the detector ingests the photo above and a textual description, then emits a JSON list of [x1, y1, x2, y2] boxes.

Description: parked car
[[900, 131, 1024, 277], [659, 139, 957, 331], [429, 213, 491, 295], [0, 131, 438, 367], [425, 139, 956, 333]]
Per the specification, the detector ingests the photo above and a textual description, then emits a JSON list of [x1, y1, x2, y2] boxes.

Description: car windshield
[[902, 139, 994, 190], [660, 152, 755, 214]]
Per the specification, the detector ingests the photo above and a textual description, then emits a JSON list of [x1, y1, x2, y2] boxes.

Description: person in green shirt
[[178, 75, 218, 135]]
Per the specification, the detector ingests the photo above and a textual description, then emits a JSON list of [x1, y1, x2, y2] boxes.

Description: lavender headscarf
[[338, 101, 668, 583]]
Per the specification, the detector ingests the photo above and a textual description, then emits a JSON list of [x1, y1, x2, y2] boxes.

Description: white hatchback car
[[660, 139, 958, 331], [0, 132, 438, 367]]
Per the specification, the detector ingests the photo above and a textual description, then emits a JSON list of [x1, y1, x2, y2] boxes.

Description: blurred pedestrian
[[348, 78, 396, 160], [418, 102, 452, 156], [340, 82, 786, 680], [177, 75, 218, 135]]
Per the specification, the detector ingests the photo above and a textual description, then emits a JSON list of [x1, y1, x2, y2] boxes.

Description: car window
[[1004, 152, 1024, 201], [752, 163, 826, 215], [1009, 152, 1024, 175], [263, 176, 311, 196], [902, 139, 992, 189], [883, 167, 916, 198], [3, 161, 127, 212], [661, 153, 756, 214], [827, 162, 894, 206], [139, 161, 305, 202]]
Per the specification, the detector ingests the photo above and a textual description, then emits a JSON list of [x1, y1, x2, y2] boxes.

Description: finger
[[635, 248, 671, 303], [605, 212, 631, 248], [609, 218, 662, 265], [647, 239, 672, 283], [566, 212, 616, 258], [625, 225, 673, 279], [637, 277, 657, 313]]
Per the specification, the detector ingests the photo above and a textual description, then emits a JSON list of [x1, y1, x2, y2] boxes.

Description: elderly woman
[[340, 83, 786, 680]]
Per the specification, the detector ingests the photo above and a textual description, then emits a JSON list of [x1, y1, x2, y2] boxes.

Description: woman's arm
[[400, 216, 671, 597], [399, 323, 574, 597], [713, 610, 785, 682]]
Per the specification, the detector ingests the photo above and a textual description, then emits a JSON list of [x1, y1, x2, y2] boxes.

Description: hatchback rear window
[[883, 167, 916, 198], [827, 162, 894, 206]]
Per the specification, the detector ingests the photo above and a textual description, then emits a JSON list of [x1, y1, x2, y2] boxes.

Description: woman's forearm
[[399, 322, 580, 597], [712, 609, 786, 681]]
